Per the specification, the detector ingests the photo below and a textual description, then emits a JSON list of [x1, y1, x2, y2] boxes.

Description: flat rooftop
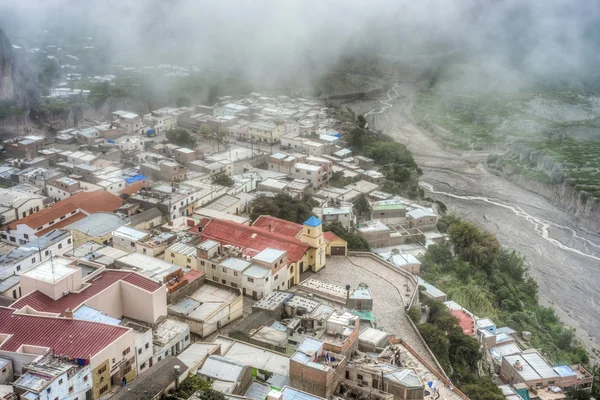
[[222, 338, 290, 377], [21, 257, 77, 283]]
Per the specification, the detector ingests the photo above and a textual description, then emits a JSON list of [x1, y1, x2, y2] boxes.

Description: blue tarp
[[107, 139, 115, 143], [125, 174, 146, 184]]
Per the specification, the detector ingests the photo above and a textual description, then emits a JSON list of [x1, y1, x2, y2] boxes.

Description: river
[[348, 76, 600, 358]]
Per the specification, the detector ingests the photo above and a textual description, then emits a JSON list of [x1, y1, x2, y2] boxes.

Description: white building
[[0, 188, 44, 224], [152, 319, 191, 364], [112, 226, 151, 253], [13, 355, 92, 400], [0, 230, 73, 290]]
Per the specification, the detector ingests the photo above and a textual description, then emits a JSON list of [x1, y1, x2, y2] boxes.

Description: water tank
[[522, 331, 532, 341]]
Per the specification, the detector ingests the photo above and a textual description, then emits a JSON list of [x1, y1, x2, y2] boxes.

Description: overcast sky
[[1, 0, 599, 86]]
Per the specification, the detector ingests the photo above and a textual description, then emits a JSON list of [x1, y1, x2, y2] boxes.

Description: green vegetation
[[329, 171, 360, 188], [417, 296, 504, 400], [166, 128, 197, 147], [176, 95, 192, 107], [421, 215, 589, 366], [353, 194, 371, 219], [0, 100, 23, 119], [249, 193, 318, 224], [414, 66, 600, 195], [212, 174, 234, 187], [170, 375, 218, 399], [530, 138, 600, 197], [32, 99, 72, 115], [346, 116, 420, 198], [323, 221, 370, 251]]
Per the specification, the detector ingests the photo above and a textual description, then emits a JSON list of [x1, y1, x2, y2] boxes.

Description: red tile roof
[[8, 191, 123, 230], [200, 219, 310, 262], [35, 212, 86, 237], [119, 181, 145, 196], [324, 231, 345, 243], [11, 270, 162, 315], [252, 215, 303, 238], [451, 309, 475, 336], [0, 307, 129, 359]]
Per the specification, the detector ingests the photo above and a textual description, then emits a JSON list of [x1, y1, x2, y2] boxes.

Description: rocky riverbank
[[347, 73, 600, 360]]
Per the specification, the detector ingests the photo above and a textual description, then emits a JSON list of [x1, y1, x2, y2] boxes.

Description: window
[[307, 229, 310, 234], [221, 279, 226, 284], [231, 282, 238, 288], [222, 267, 227, 273], [290, 265, 294, 273], [138, 348, 142, 355], [548, 381, 555, 385], [233, 271, 238, 276], [345, 371, 350, 379], [16, 265, 20, 271], [213, 277, 218, 282], [274, 275, 279, 281], [12, 290, 16, 299], [24, 234, 29, 240], [99, 384, 109, 395], [158, 356, 162, 362], [145, 343, 150, 349], [265, 277, 269, 282], [97, 365, 107, 375], [71, 210, 76, 214], [165, 351, 168, 357], [187, 258, 191, 263], [45, 250, 49, 256], [58, 378, 63, 385], [140, 362, 146, 370], [536, 383, 543, 387], [83, 375, 88, 382], [357, 374, 364, 381], [211, 265, 216, 270], [67, 238, 71, 244], [185, 335, 190, 341], [201, 261, 205, 266], [9, 237, 15, 242], [58, 243, 62, 249], [60, 215, 65, 220], [69, 386, 73, 393], [247, 277, 254, 283]]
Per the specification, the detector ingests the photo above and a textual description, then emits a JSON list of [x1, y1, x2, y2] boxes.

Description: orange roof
[[451, 309, 475, 336], [9, 191, 123, 230], [252, 215, 303, 238], [36, 212, 86, 237], [119, 181, 145, 196], [200, 218, 310, 262], [324, 231, 345, 243]]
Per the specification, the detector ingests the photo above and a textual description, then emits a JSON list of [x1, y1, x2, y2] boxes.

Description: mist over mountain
[[1, 0, 600, 91]]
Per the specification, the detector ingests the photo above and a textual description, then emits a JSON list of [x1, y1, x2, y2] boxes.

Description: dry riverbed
[[348, 77, 600, 360]]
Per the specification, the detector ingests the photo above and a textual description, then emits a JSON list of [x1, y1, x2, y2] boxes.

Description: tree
[[212, 173, 234, 187], [198, 123, 211, 136], [217, 127, 228, 138], [166, 128, 196, 147], [207, 85, 220, 105], [324, 221, 370, 251], [197, 389, 228, 400], [176, 96, 192, 107], [249, 194, 318, 224], [353, 194, 371, 219], [357, 114, 367, 128], [172, 375, 212, 399]]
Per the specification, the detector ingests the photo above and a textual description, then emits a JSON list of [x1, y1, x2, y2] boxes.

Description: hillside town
[[0, 93, 593, 400]]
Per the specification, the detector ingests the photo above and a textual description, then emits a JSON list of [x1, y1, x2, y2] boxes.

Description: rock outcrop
[[0, 28, 15, 101], [499, 145, 600, 230]]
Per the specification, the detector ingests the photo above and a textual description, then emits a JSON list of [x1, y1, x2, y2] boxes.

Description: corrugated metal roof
[[0, 307, 129, 359], [199, 355, 245, 381]]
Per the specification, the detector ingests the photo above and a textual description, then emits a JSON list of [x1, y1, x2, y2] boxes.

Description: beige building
[[8, 257, 168, 399]]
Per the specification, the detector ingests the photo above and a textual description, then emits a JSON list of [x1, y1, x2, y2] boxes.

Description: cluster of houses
[[0, 90, 592, 400]]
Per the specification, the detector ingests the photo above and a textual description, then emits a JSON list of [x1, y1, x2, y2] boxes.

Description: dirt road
[[349, 77, 600, 358]]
